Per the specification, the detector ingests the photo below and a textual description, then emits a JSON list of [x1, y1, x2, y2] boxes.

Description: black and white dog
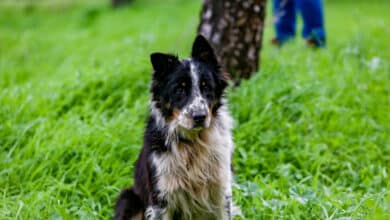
[[114, 35, 236, 220]]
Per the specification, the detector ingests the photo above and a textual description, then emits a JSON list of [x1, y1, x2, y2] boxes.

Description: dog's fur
[[114, 35, 235, 220]]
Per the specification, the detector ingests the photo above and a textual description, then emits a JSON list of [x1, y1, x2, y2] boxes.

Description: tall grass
[[0, 0, 389, 219]]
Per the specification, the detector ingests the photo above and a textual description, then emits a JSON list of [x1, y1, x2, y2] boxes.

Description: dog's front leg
[[144, 190, 169, 220], [225, 192, 233, 220], [225, 179, 242, 220], [224, 170, 233, 220]]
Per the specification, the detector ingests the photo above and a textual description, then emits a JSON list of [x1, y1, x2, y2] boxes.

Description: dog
[[114, 35, 236, 220]]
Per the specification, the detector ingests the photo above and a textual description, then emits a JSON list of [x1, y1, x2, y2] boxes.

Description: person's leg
[[273, 0, 296, 44], [296, 0, 326, 47]]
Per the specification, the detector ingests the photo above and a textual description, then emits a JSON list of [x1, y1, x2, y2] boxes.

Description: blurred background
[[0, 0, 389, 219]]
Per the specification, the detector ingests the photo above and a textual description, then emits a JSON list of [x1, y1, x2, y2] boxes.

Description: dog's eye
[[201, 81, 207, 88], [176, 86, 185, 95]]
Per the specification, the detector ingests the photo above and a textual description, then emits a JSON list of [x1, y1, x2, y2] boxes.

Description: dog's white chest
[[152, 113, 233, 219]]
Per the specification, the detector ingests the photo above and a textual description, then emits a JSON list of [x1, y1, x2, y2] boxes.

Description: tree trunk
[[111, 0, 132, 7], [197, 0, 267, 83]]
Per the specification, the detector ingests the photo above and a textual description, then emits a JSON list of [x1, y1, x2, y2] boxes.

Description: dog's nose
[[193, 114, 206, 127]]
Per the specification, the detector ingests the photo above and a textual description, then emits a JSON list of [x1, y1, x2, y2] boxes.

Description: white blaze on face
[[177, 60, 211, 129]]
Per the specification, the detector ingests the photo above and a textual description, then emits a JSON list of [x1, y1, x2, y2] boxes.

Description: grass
[[0, 0, 389, 219]]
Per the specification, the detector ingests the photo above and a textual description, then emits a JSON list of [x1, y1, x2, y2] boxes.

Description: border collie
[[114, 35, 235, 220]]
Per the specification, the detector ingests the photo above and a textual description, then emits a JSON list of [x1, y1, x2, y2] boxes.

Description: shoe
[[306, 38, 326, 48]]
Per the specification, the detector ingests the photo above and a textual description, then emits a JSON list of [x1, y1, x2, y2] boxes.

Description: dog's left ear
[[191, 35, 218, 66]]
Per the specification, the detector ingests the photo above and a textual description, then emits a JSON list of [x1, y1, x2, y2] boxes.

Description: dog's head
[[150, 35, 228, 130]]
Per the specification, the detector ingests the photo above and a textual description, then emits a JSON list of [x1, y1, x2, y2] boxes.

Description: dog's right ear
[[150, 53, 179, 78], [191, 35, 218, 67]]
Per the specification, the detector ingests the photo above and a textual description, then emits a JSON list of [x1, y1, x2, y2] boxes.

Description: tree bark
[[198, 0, 267, 83], [111, 0, 132, 7]]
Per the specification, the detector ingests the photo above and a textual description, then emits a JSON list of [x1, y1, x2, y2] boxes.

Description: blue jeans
[[273, 0, 326, 46]]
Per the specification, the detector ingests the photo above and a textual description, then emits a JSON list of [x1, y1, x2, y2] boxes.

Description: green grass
[[0, 0, 389, 219]]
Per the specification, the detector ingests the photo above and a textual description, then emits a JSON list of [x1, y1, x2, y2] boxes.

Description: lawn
[[0, 0, 389, 219]]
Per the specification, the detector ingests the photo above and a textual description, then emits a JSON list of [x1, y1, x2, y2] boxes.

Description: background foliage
[[0, 0, 389, 219]]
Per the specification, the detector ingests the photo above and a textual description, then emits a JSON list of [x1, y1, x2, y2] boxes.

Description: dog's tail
[[114, 187, 144, 220]]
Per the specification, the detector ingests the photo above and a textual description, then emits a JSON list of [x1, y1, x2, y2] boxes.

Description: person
[[272, 0, 326, 47]]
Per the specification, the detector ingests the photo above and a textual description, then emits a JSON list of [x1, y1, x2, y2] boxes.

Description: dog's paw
[[144, 207, 156, 220], [232, 205, 242, 218], [144, 206, 166, 220]]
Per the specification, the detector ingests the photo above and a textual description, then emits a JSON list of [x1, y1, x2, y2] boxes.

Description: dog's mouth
[[189, 124, 205, 131]]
